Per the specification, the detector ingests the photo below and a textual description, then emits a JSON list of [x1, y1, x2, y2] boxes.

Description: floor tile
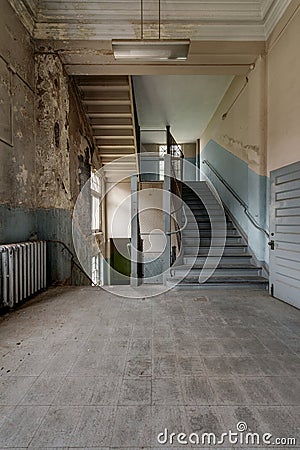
[[20, 376, 65, 405], [177, 356, 205, 375], [153, 355, 177, 377], [209, 377, 248, 405], [0, 405, 49, 447], [152, 378, 183, 405], [118, 378, 151, 405], [111, 406, 152, 447], [181, 377, 215, 405], [69, 407, 116, 447], [29, 406, 82, 447], [125, 357, 152, 377], [0, 376, 36, 405]]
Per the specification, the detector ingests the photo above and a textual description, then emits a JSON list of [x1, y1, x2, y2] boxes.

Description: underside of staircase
[[167, 181, 268, 289], [75, 75, 138, 182]]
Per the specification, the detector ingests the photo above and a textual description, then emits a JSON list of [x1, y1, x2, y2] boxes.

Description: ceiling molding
[[260, 0, 274, 20], [63, 63, 250, 77], [264, 0, 293, 37], [34, 22, 266, 42], [8, 0, 37, 36], [13, 0, 292, 42]]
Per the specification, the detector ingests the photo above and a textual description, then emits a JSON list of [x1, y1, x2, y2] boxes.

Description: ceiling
[[12, 0, 291, 41], [133, 74, 233, 143], [9, 0, 292, 76]]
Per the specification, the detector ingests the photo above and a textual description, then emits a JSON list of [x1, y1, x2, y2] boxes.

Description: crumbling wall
[[0, 1, 98, 285], [35, 53, 97, 284], [0, 0, 36, 242], [35, 53, 72, 210]]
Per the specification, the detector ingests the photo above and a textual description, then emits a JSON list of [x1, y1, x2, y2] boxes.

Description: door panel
[[270, 161, 300, 309]]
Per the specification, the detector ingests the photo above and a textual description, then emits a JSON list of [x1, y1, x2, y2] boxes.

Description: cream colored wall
[[267, 6, 300, 173], [105, 181, 131, 238], [199, 5, 300, 176], [182, 143, 196, 159], [139, 184, 164, 254], [201, 55, 267, 177]]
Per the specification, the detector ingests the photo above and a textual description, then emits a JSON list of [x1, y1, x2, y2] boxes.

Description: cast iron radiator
[[0, 241, 47, 308]]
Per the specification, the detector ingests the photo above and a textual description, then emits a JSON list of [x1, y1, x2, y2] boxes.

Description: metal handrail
[[139, 205, 188, 237], [166, 127, 186, 255], [202, 159, 269, 238], [46, 240, 94, 284], [167, 207, 188, 235]]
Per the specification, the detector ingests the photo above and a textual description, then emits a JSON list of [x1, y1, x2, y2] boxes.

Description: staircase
[[75, 75, 138, 182], [167, 181, 268, 288]]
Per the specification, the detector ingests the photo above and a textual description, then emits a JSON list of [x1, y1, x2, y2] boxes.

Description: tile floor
[[0, 286, 299, 449]]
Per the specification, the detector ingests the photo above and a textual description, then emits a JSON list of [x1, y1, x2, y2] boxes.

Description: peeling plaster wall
[[0, 0, 36, 240], [35, 54, 72, 210], [0, 1, 97, 284], [34, 52, 97, 284], [200, 57, 269, 265]]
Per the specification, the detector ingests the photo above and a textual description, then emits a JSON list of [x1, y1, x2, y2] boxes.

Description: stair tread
[[184, 255, 252, 260], [169, 276, 268, 283], [184, 243, 248, 248], [173, 264, 260, 270]]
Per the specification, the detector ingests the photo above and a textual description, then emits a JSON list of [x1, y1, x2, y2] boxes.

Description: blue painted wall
[[183, 157, 197, 181], [200, 140, 269, 265], [0, 205, 84, 285]]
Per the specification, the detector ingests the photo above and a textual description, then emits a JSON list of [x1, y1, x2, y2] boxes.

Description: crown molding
[[260, 0, 274, 20], [8, 0, 37, 36], [264, 0, 293, 38], [10, 0, 293, 43]]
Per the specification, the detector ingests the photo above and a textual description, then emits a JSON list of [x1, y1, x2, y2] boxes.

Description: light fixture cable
[[222, 76, 248, 120], [141, 0, 161, 40], [159, 0, 161, 40], [141, 0, 144, 40]]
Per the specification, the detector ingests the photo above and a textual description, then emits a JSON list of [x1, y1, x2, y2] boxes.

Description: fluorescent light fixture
[[112, 39, 190, 61]]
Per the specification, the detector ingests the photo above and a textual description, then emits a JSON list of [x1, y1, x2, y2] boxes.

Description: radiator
[[0, 241, 47, 308]]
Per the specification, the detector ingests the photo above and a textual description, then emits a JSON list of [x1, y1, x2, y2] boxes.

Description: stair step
[[184, 245, 248, 256], [95, 138, 134, 146], [183, 236, 243, 245], [93, 128, 134, 136], [90, 117, 133, 126], [182, 229, 239, 237], [183, 255, 252, 265], [169, 276, 267, 283], [171, 266, 261, 277], [79, 84, 130, 92], [185, 223, 236, 230], [185, 208, 223, 213], [86, 105, 132, 114], [166, 279, 268, 289], [183, 193, 217, 197], [83, 92, 130, 102], [88, 113, 132, 118], [99, 145, 136, 151], [184, 198, 219, 204], [92, 125, 133, 131], [83, 99, 131, 105], [185, 214, 230, 220], [76, 75, 129, 86]]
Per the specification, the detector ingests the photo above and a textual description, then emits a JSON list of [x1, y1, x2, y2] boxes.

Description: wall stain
[[221, 134, 261, 168]]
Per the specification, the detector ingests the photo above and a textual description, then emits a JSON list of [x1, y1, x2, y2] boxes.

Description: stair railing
[[202, 159, 269, 238], [163, 126, 186, 271]]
